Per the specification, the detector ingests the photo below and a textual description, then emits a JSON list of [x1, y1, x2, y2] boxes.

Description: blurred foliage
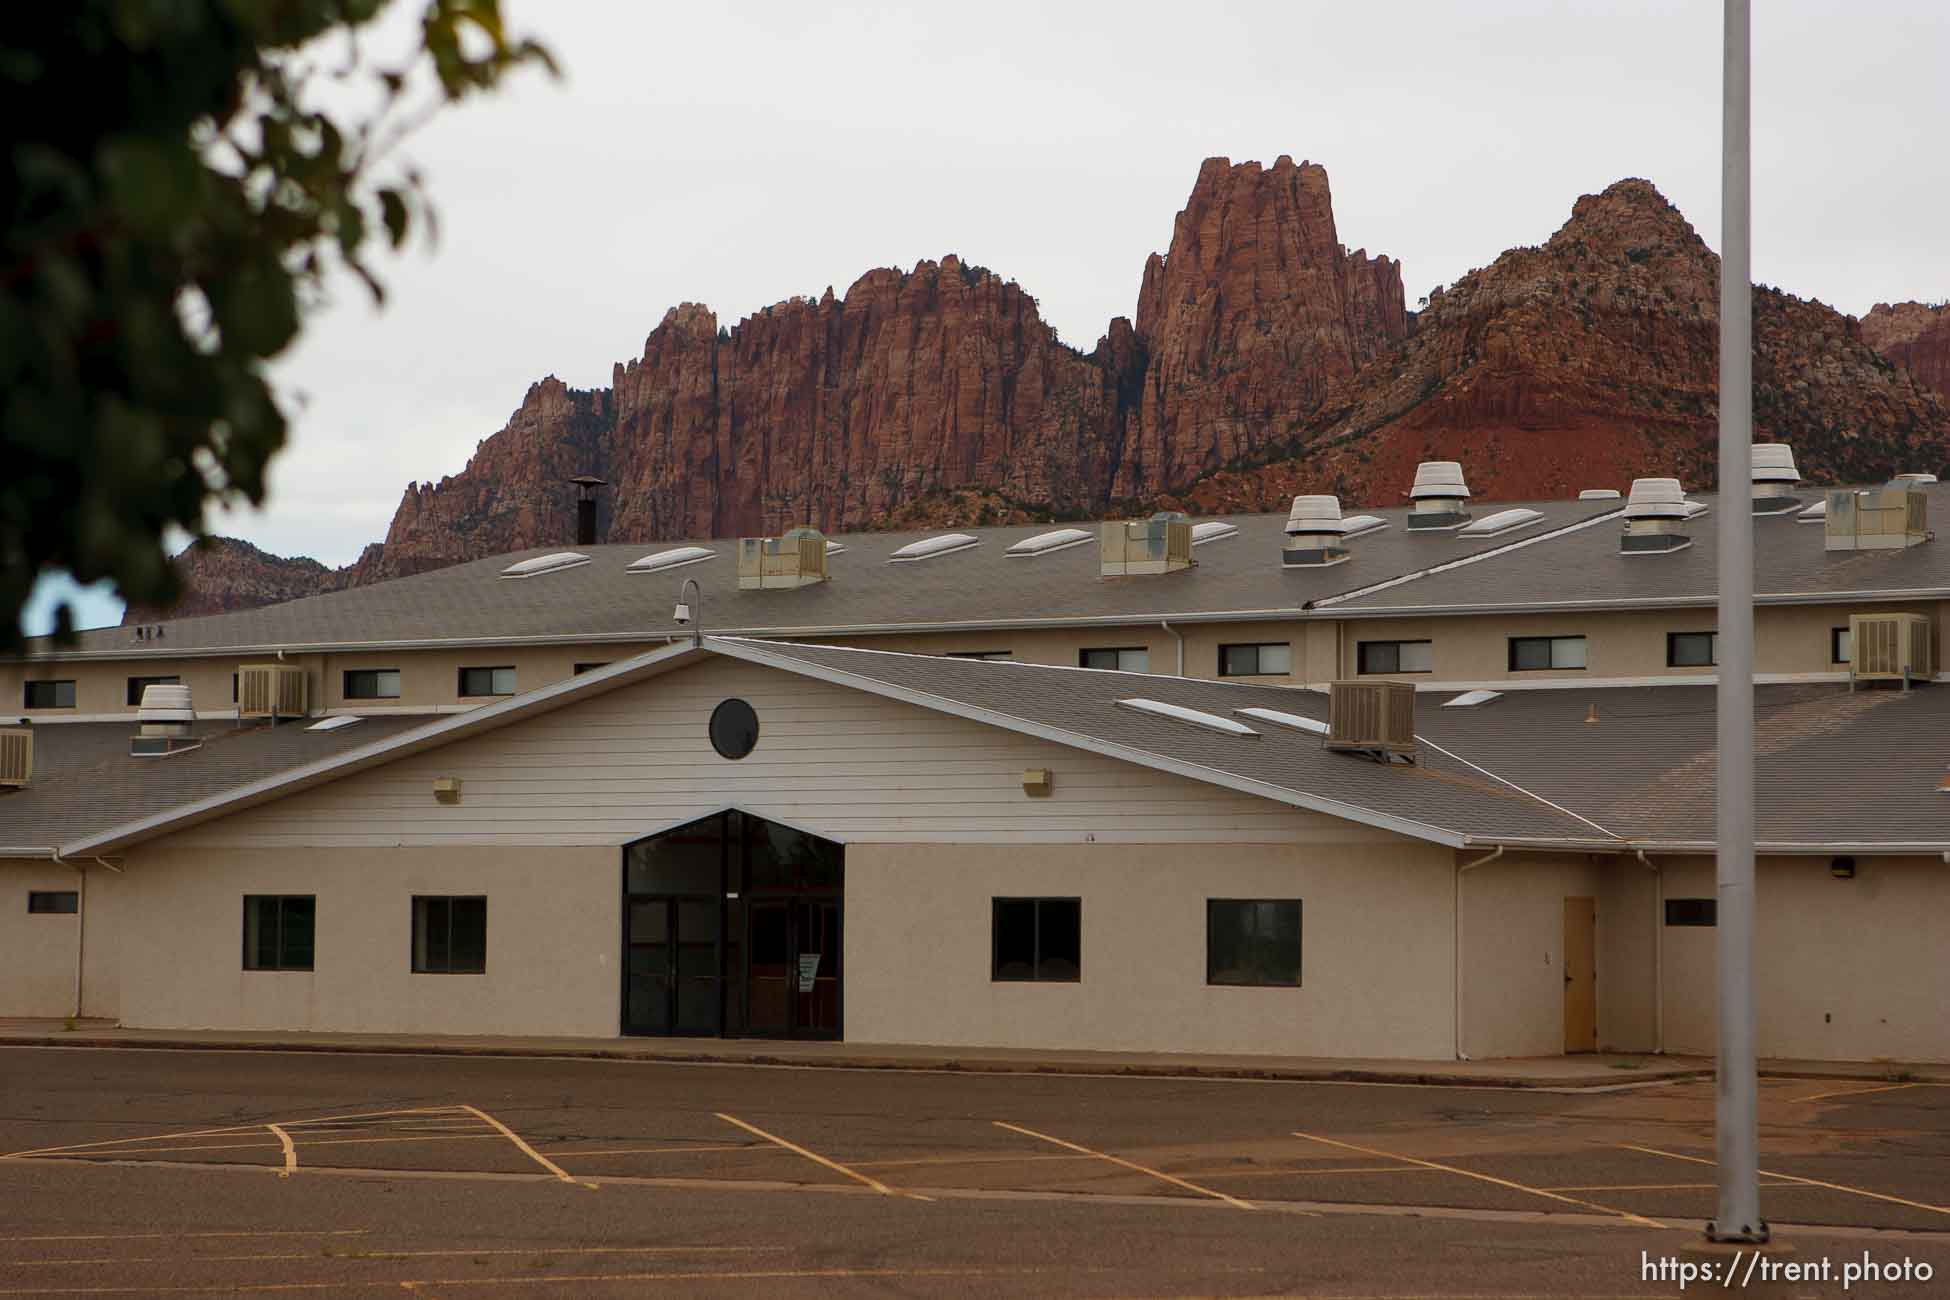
[[1, 1, 553, 648]]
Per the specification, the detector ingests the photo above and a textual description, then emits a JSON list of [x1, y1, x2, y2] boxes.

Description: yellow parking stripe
[[715, 1112, 930, 1201], [1619, 1143, 1950, 1218], [993, 1121, 1260, 1211]]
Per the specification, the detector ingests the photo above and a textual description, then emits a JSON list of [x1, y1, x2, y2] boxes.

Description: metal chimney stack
[[570, 476, 607, 546]]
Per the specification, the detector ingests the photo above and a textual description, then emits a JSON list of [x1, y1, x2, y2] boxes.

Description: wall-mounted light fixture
[[1021, 768, 1053, 797], [1829, 855, 1856, 880], [433, 777, 463, 805]]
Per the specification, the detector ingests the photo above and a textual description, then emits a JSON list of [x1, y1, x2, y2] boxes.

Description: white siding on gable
[[163, 658, 1398, 850]]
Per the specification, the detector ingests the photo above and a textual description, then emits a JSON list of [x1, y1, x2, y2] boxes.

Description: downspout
[[1160, 620, 1184, 676], [1636, 848, 1664, 1055], [52, 850, 84, 1020], [1453, 845, 1505, 1061]]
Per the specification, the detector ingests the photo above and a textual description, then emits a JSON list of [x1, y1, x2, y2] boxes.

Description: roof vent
[[307, 716, 363, 733], [1894, 472, 1938, 485], [1442, 689, 1503, 707], [1578, 488, 1622, 500], [570, 475, 607, 546], [1190, 521, 1239, 546], [501, 551, 590, 579], [888, 532, 981, 564], [238, 664, 308, 720], [1006, 527, 1093, 558], [627, 545, 716, 575], [1620, 478, 1693, 554], [1407, 461, 1471, 531], [1114, 697, 1260, 737], [1847, 612, 1935, 689], [1324, 680, 1418, 759], [132, 683, 201, 757], [1100, 513, 1193, 577], [1751, 443, 1803, 514], [738, 527, 831, 588], [1282, 495, 1352, 568], [1458, 507, 1545, 538], [0, 728, 30, 787], [1825, 483, 1928, 552], [1341, 514, 1388, 538]]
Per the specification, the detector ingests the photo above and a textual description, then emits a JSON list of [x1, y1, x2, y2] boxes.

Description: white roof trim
[[1312, 508, 1625, 610]]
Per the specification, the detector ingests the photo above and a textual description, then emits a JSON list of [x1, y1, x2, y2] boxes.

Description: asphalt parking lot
[[1, 1047, 1945, 1296]]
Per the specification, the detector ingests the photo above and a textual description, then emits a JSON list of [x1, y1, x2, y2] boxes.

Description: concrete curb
[[0, 1032, 1719, 1090]]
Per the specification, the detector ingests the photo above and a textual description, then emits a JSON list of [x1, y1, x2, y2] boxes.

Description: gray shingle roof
[[16, 497, 1616, 661], [0, 716, 432, 851], [1325, 482, 1950, 615]]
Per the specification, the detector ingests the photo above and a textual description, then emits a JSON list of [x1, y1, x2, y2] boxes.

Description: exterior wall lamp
[[1829, 856, 1856, 880], [673, 577, 703, 649]]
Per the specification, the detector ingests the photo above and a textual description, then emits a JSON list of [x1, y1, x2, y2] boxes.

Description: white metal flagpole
[[1710, 0, 1766, 1246]]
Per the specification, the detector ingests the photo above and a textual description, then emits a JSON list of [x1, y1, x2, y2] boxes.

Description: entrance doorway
[[622, 811, 843, 1039], [1562, 896, 1598, 1053]]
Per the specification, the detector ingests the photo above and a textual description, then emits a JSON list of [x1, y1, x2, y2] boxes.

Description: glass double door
[[746, 896, 842, 1038], [624, 896, 725, 1037]]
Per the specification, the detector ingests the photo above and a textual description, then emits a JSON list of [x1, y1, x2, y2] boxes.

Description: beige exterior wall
[[0, 862, 122, 1018], [1459, 854, 1602, 1058], [847, 840, 1456, 1059], [1658, 855, 1950, 1064]]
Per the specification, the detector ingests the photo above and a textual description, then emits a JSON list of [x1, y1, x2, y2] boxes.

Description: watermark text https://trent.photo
[[1644, 1249, 1936, 1290]]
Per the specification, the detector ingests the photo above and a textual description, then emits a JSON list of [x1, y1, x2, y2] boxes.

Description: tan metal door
[[1562, 896, 1598, 1053]]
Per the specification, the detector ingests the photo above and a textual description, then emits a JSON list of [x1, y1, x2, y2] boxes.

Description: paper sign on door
[[797, 953, 820, 993]]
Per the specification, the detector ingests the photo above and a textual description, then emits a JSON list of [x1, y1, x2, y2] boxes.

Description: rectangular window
[[1357, 640, 1433, 674], [457, 666, 516, 697], [343, 669, 401, 700], [412, 896, 487, 974], [126, 675, 182, 706], [1508, 635, 1588, 671], [946, 650, 1012, 661], [1218, 643, 1293, 677], [1831, 627, 1851, 664], [23, 680, 76, 709], [572, 662, 610, 675], [1664, 898, 1717, 927], [991, 897, 1081, 982], [1079, 647, 1148, 672], [242, 896, 316, 971], [1666, 632, 1716, 668], [1207, 899, 1302, 986], [231, 672, 239, 703], [27, 891, 79, 914]]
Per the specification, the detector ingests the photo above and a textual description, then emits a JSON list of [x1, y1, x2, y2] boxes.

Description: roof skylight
[[1441, 690, 1503, 708], [500, 551, 591, 579], [1578, 488, 1622, 500], [888, 533, 981, 563], [1190, 521, 1239, 546], [1006, 527, 1094, 558], [1115, 698, 1260, 737], [626, 545, 716, 575], [1795, 499, 1827, 523], [824, 540, 848, 555], [307, 716, 363, 732], [1681, 500, 1711, 518], [1234, 706, 1328, 735], [1340, 514, 1389, 538], [1458, 507, 1545, 538]]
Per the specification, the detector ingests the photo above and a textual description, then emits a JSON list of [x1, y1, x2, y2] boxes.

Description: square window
[[27, 891, 79, 914], [1831, 627, 1852, 664], [1664, 898, 1717, 926], [946, 650, 1012, 661], [23, 680, 76, 709], [413, 896, 487, 973], [1219, 643, 1292, 676], [991, 897, 1080, 982], [1667, 632, 1716, 668], [126, 675, 183, 706], [458, 666, 516, 697], [243, 896, 315, 971], [1079, 647, 1148, 673], [343, 669, 401, 700], [1550, 636, 1588, 669], [1207, 899, 1302, 986]]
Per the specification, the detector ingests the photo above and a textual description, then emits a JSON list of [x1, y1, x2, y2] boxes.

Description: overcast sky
[[30, 0, 1947, 634]]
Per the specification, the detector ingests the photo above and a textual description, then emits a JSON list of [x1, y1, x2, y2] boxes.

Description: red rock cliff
[[1862, 301, 1950, 404]]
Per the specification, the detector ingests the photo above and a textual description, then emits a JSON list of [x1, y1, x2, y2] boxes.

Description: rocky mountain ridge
[[135, 159, 1950, 623]]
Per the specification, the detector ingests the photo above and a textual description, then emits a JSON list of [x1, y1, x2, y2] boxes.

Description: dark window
[[709, 698, 760, 760], [573, 662, 610, 675], [243, 896, 316, 971], [412, 896, 487, 973], [343, 669, 401, 700], [1665, 898, 1717, 927], [1831, 627, 1851, 664], [457, 666, 516, 697], [945, 650, 1012, 661], [1207, 899, 1303, 986], [1079, 647, 1148, 672], [991, 898, 1081, 982], [1218, 643, 1293, 677], [126, 675, 182, 706], [23, 680, 76, 709], [1666, 632, 1717, 668], [1508, 635, 1587, 671], [1357, 640, 1433, 674], [27, 891, 79, 914], [231, 673, 239, 703]]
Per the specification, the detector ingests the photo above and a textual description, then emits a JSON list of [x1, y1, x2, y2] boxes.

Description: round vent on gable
[[709, 699, 759, 760]]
